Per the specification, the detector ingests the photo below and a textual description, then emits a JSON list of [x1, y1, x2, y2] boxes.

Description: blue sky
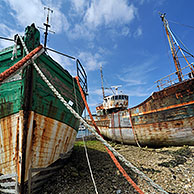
[[1, 0, 194, 113]]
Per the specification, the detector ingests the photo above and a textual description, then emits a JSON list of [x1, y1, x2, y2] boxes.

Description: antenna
[[42, 7, 55, 48], [100, 64, 105, 99]]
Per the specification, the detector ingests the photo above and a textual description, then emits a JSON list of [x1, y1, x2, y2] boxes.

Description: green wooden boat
[[0, 24, 87, 193]]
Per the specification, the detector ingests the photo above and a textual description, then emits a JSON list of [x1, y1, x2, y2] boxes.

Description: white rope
[[18, 35, 168, 194], [73, 77, 99, 193], [82, 136, 99, 194]]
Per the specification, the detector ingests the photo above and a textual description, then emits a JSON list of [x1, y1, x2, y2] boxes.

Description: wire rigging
[[0, 36, 14, 42], [168, 19, 194, 59], [162, 23, 174, 73], [169, 20, 194, 29], [46, 47, 76, 60], [170, 29, 190, 53]]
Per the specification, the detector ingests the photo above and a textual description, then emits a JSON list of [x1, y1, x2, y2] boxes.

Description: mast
[[43, 7, 53, 48], [160, 13, 183, 82], [111, 85, 122, 95], [100, 65, 105, 99]]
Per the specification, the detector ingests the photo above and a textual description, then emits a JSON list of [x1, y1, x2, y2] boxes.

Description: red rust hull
[[0, 111, 77, 184], [94, 78, 194, 146]]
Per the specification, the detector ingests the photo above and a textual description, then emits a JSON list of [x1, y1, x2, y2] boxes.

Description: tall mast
[[160, 13, 183, 82], [100, 65, 105, 99], [43, 7, 53, 48]]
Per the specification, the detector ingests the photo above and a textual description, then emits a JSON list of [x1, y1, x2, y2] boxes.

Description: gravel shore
[[40, 138, 194, 194]]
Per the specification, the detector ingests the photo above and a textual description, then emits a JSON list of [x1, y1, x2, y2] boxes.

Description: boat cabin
[[96, 94, 128, 116]]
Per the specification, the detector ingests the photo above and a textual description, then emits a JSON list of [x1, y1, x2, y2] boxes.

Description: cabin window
[[119, 95, 122, 99], [105, 99, 107, 102], [115, 96, 118, 100], [122, 95, 125, 99], [111, 96, 114, 100]]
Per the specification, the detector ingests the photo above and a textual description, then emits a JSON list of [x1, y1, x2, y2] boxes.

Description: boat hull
[[0, 111, 77, 183], [0, 34, 85, 193], [94, 79, 194, 146]]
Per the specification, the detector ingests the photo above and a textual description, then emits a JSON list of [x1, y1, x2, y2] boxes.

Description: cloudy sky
[[1, 0, 194, 113]]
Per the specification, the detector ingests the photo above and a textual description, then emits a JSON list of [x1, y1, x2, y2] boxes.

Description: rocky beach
[[40, 138, 194, 194]]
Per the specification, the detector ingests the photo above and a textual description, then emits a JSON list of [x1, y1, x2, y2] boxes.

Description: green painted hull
[[0, 47, 85, 131]]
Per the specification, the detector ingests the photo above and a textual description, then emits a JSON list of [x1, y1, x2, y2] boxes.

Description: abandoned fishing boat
[[91, 14, 194, 147], [0, 22, 87, 194]]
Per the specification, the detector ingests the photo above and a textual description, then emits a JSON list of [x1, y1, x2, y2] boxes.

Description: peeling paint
[[92, 79, 194, 146]]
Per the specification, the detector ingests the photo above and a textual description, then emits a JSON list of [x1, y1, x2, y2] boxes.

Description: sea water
[[76, 129, 92, 138]]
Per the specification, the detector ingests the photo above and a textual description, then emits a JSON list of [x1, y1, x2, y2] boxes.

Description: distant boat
[[0, 22, 87, 193], [90, 14, 194, 147]]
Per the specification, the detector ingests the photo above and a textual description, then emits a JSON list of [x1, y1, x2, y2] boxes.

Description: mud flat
[[40, 139, 194, 194]]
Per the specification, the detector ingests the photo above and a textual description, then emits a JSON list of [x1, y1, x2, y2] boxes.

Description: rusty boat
[[92, 14, 194, 147], [0, 23, 87, 193]]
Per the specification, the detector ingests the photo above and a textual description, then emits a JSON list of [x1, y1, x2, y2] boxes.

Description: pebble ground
[[40, 138, 194, 194]]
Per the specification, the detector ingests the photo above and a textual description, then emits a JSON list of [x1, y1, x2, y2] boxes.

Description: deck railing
[[155, 63, 194, 90], [76, 59, 88, 94]]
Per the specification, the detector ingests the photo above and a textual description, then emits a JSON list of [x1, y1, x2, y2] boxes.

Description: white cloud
[[121, 27, 131, 36], [134, 27, 142, 37], [84, 0, 137, 28], [68, 0, 137, 39], [125, 87, 150, 97], [0, 24, 19, 37], [78, 51, 104, 71], [90, 88, 103, 96], [4, 0, 69, 34], [51, 9, 70, 33], [113, 44, 118, 49], [6, 0, 44, 27], [68, 24, 94, 40], [118, 57, 158, 86], [0, 24, 21, 49], [47, 49, 76, 75], [71, 0, 88, 13]]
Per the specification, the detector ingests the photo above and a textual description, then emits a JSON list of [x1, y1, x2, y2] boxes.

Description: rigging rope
[[16, 34, 168, 194]]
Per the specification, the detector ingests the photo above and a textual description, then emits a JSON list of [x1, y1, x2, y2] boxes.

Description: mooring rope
[[75, 77, 145, 194], [16, 35, 168, 194], [0, 45, 43, 82], [73, 77, 98, 193], [75, 77, 168, 194], [82, 136, 99, 194]]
